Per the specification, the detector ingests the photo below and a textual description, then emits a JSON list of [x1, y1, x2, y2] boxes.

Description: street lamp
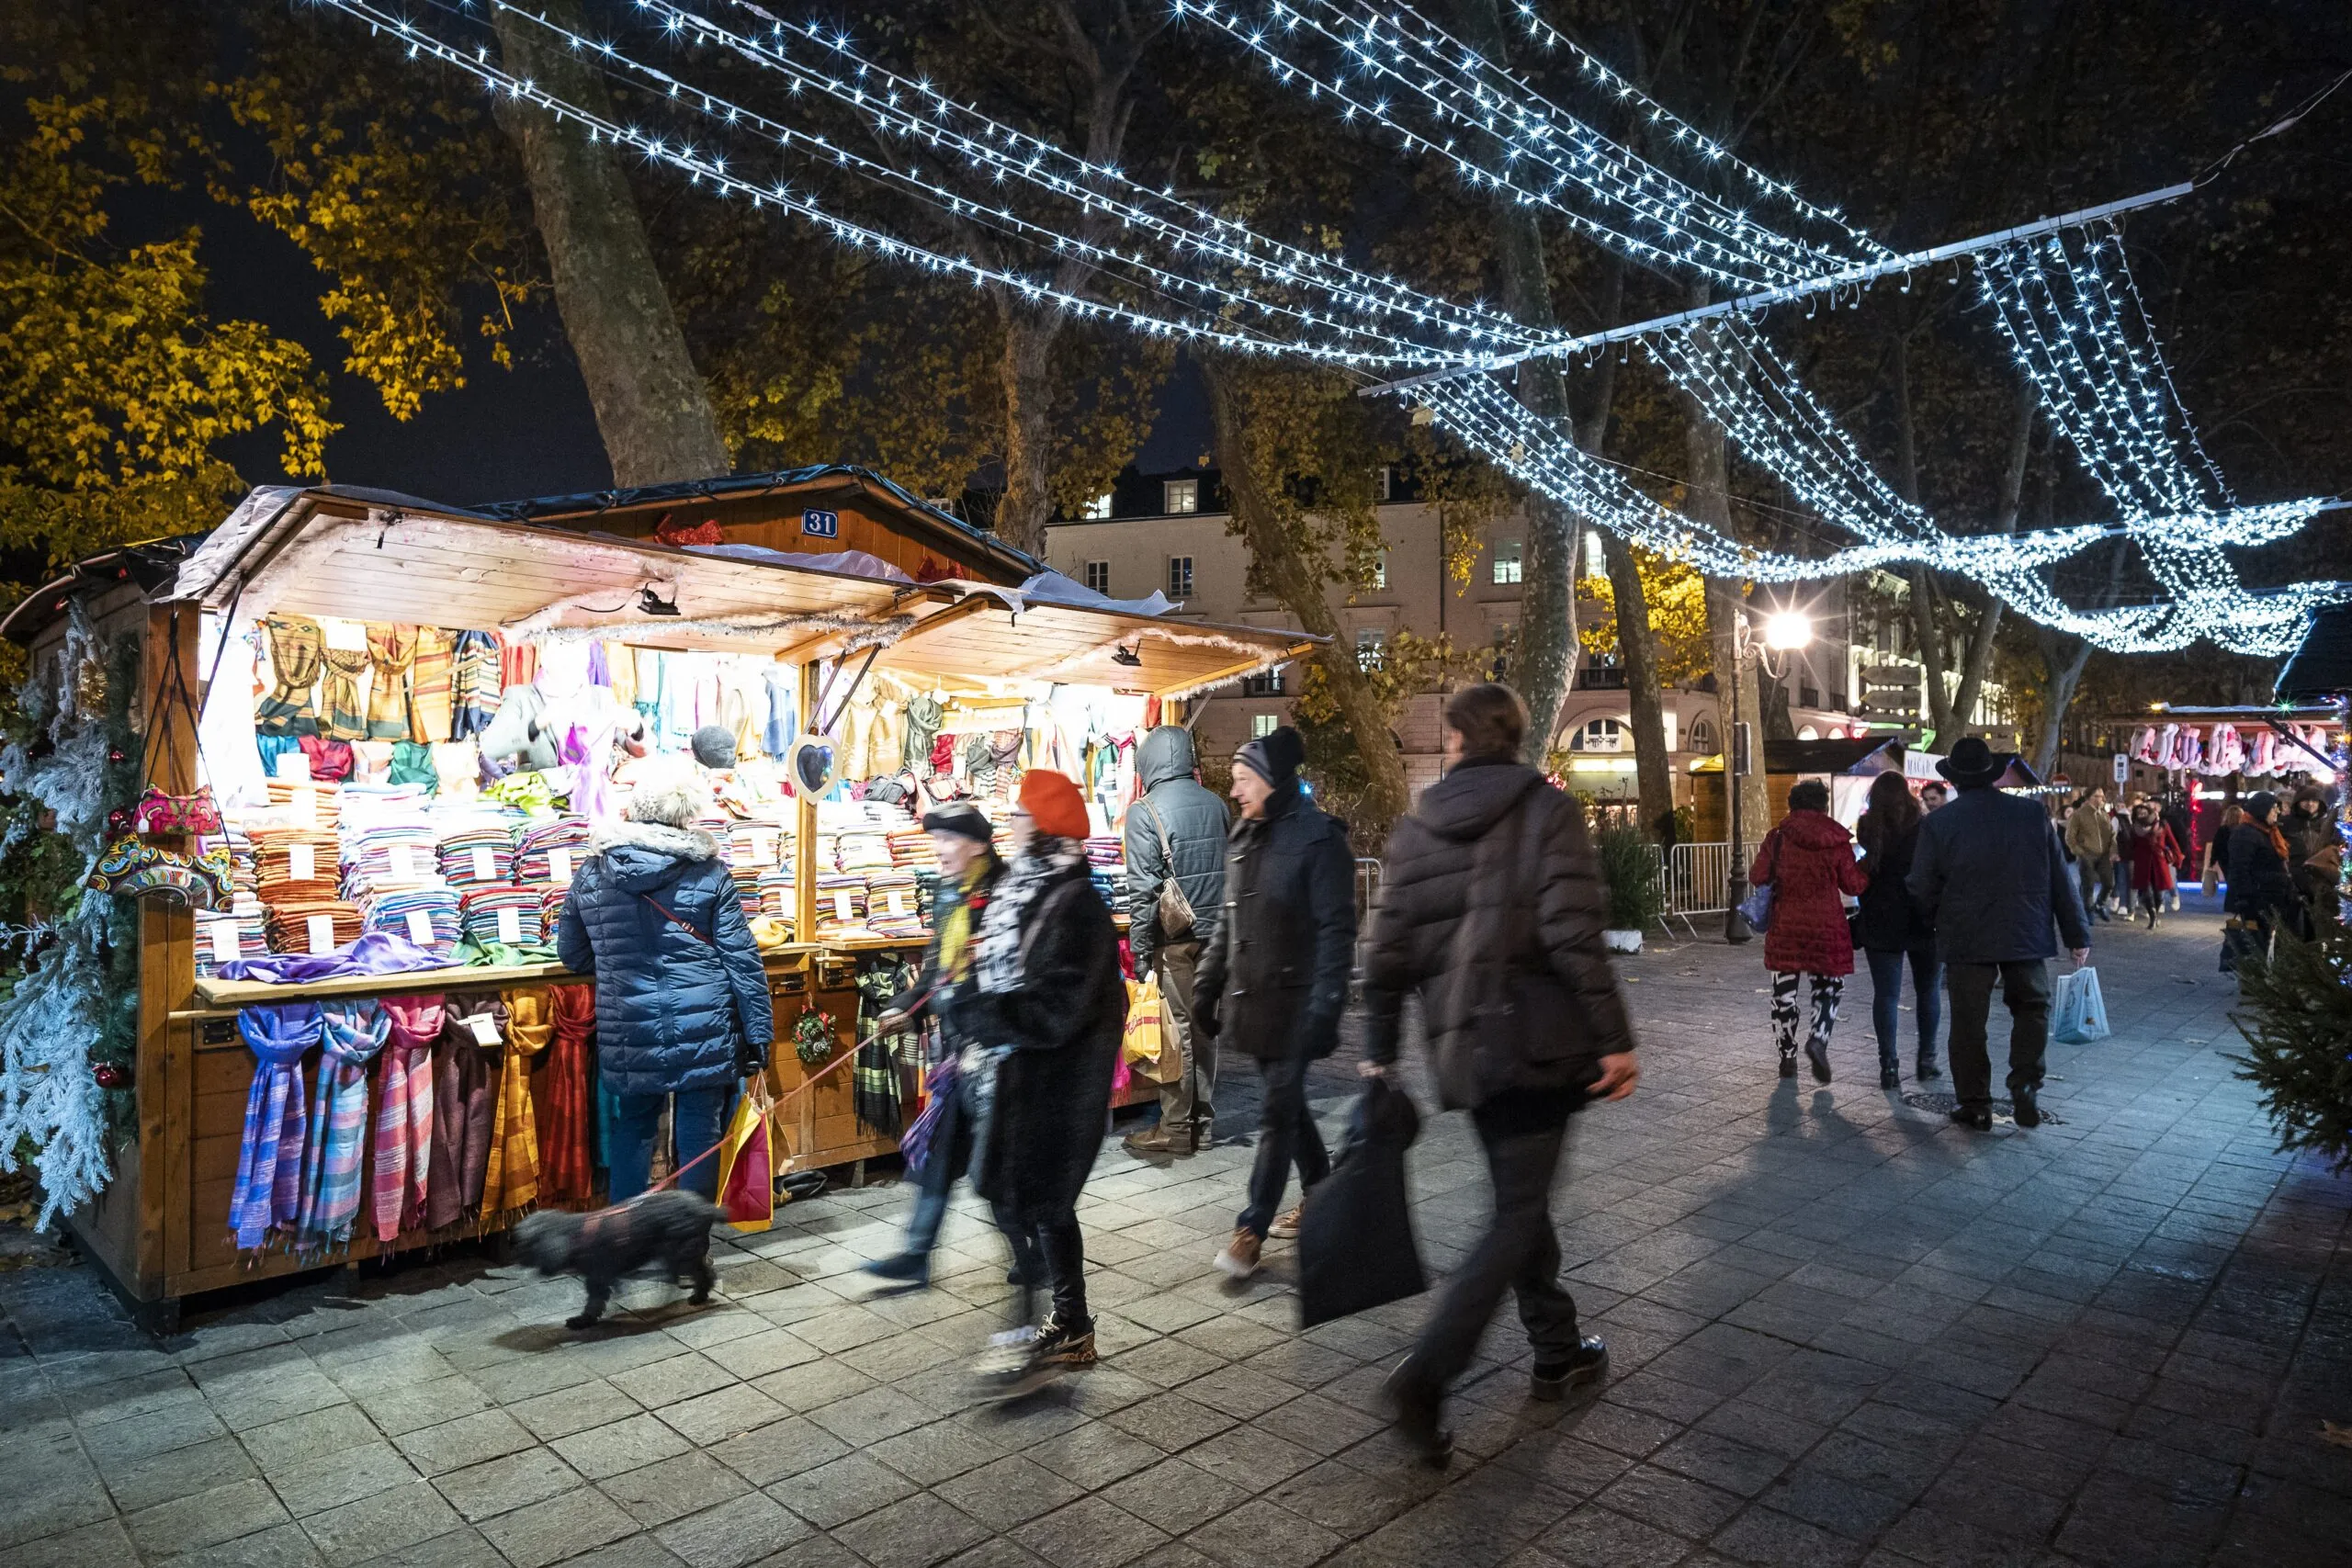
[[1724, 606, 1813, 942]]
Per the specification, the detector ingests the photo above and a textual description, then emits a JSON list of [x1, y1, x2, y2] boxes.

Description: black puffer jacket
[[958, 860, 1125, 1216], [1852, 811, 1933, 953], [1123, 727, 1228, 971], [1194, 780, 1356, 1062], [1361, 760, 1634, 1112]]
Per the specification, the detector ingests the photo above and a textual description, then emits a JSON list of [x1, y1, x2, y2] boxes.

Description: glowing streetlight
[[1762, 611, 1814, 651]]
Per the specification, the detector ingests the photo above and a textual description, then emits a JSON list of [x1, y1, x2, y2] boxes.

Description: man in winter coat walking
[[2064, 788, 2118, 922], [1195, 725, 1356, 1280], [1361, 684, 1640, 1465], [1123, 726, 1228, 1156], [1908, 738, 2091, 1133]]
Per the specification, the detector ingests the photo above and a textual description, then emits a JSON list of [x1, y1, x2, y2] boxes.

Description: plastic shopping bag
[[1123, 976, 1180, 1084], [2052, 966, 2110, 1044], [1297, 1077, 1427, 1328], [714, 1087, 775, 1233]]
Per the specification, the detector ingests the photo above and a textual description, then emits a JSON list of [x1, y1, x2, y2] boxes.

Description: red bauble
[[107, 807, 131, 832], [93, 1063, 129, 1089], [107, 748, 126, 764]]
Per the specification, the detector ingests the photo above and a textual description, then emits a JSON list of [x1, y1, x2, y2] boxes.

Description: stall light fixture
[[1112, 643, 1143, 666], [639, 588, 681, 616]]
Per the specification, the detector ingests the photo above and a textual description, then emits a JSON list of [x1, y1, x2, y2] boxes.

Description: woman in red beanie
[[956, 769, 1126, 1398]]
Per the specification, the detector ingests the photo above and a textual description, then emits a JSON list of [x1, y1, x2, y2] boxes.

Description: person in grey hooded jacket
[[1122, 725, 1228, 1155], [556, 783, 775, 1199]]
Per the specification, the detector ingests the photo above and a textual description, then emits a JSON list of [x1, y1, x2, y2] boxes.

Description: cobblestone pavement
[[6, 892, 2349, 1568]]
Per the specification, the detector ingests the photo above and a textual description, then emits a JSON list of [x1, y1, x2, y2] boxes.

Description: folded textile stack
[[438, 824, 516, 888], [194, 893, 268, 976], [251, 829, 341, 904], [514, 817, 591, 886], [264, 896, 364, 955], [835, 829, 893, 875], [538, 883, 572, 931], [814, 871, 868, 935], [364, 886, 463, 957], [725, 818, 788, 872], [264, 777, 342, 829], [887, 827, 940, 872], [1084, 834, 1123, 868], [340, 816, 442, 902], [1090, 867, 1122, 908], [756, 866, 795, 919], [458, 885, 544, 947], [865, 868, 924, 939]]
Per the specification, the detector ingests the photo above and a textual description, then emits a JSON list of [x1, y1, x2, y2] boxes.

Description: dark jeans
[[1238, 1049, 1329, 1236], [1945, 960, 2053, 1110], [607, 1087, 735, 1201], [1864, 946, 1942, 1071], [995, 1202, 1086, 1329], [1412, 1091, 1583, 1387], [903, 1092, 974, 1256]]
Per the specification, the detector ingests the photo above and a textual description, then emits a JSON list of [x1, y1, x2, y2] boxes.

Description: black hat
[[921, 802, 994, 845], [1936, 735, 2013, 789], [2244, 790, 2281, 823], [1235, 726, 1306, 787]]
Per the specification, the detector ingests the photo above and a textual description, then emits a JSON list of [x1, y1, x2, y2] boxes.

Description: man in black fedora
[[1908, 736, 2092, 1131]]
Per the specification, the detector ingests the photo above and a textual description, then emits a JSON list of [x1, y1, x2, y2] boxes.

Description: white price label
[[291, 785, 317, 826], [388, 842, 415, 881], [470, 846, 497, 882], [833, 891, 854, 923], [206, 919, 239, 964], [404, 910, 434, 947], [749, 830, 776, 866], [885, 889, 908, 919], [306, 915, 334, 955], [466, 1013, 501, 1046], [547, 847, 573, 884], [288, 842, 315, 883], [495, 907, 522, 945]]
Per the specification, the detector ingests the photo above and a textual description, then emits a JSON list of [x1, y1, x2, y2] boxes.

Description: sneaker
[[1214, 1229, 1262, 1280], [1267, 1205, 1306, 1240], [972, 1325, 1059, 1402], [1381, 1359, 1454, 1468], [860, 1252, 931, 1287], [1033, 1313, 1097, 1368], [1531, 1336, 1609, 1401]]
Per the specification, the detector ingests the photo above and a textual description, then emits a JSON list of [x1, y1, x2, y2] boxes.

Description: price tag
[[404, 910, 434, 947], [388, 842, 415, 881], [466, 1013, 501, 1046], [288, 842, 316, 883], [833, 891, 854, 924], [496, 906, 522, 945], [206, 919, 239, 964], [470, 845, 497, 883], [291, 785, 317, 827], [885, 889, 908, 919], [280, 752, 311, 784], [306, 915, 334, 955], [547, 847, 573, 884]]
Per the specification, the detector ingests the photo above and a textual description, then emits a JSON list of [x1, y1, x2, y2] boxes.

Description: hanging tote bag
[[714, 1085, 775, 1233], [1122, 976, 1180, 1084]]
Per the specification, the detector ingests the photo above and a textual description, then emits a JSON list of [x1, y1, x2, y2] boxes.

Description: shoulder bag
[[1138, 799, 1196, 942], [1736, 830, 1780, 933]]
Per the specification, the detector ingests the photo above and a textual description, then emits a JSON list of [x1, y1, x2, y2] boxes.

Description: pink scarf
[[373, 995, 444, 1244]]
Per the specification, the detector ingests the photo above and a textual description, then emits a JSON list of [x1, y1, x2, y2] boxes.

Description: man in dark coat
[[1123, 726, 1229, 1155], [555, 783, 775, 1198], [1908, 738, 2091, 1133], [1194, 725, 1356, 1280], [1360, 683, 1639, 1464]]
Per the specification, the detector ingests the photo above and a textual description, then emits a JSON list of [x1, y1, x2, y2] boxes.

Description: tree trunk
[[1201, 358, 1407, 832], [490, 0, 729, 487], [1945, 384, 2038, 732], [1599, 533, 1675, 840], [2032, 627, 2094, 778], [1676, 310, 1767, 847], [992, 309, 1060, 558], [1451, 0, 1574, 764]]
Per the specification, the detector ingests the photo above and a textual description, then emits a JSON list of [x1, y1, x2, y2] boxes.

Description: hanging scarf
[[256, 617, 325, 738], [450, 631, 504, 739], [321, 645, 374, 742], [974, 840, 1088, 995], [430, 998, 503, 1227], [296, 1000, 390, 1252], [230, 1004, 322, 1252], [854, 955, 916, 1138], [409, 626, 455, 742], [366, 626, 417, 740], [541, 984, 596, 1206], [484, 988, 551, 1219], [374, 996, 443, 1244]]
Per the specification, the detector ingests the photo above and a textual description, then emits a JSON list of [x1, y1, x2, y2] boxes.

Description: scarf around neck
[[374, 995, 443, 1245], [231, 1004, 323, 1252], [296, 1000, 390, 1252], [975, 840, 1086, 995]]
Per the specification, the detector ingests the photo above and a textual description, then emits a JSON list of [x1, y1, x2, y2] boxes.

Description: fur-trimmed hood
[[590, 819, 720, 893]]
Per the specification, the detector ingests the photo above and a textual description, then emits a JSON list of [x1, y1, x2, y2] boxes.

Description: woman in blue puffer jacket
[[556, 784, 774, 1199]]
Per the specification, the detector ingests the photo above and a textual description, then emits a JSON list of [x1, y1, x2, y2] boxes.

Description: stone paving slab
[[4, 889, 2349, 1566]]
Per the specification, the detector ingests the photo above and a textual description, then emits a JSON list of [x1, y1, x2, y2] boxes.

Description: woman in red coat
[[1750, 780, 1869, 1083], [2120, 798, 2182, 931]]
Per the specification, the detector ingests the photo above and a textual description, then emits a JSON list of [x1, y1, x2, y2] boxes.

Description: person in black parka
[[1853, 769, 1941, 1089], [2226, 791, 2299, 939], [957, 770, 1125, 1399], [555, 782, 774, 1200]]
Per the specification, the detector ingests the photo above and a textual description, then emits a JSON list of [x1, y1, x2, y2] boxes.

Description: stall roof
[[2277, 604, 2352, 704], [130, 487, 1310, 697]]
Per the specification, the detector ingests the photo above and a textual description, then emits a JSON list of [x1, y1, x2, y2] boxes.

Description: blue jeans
[[606, 1088, 736, 1201], [1865, 947, 1942, 1071]]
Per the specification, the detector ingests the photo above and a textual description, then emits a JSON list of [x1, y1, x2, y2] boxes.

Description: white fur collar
[[589, 819, 720, 861]]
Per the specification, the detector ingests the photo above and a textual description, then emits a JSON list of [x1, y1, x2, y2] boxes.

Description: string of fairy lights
[[309, 0, 2345, 657]]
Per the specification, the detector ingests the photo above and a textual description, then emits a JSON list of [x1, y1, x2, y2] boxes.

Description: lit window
[[1242, 664, 1284, 697], [1164, 479, 1199, 514], [1251, 714, 1279, 739], [1083, 560, 1111, 594], [1372, 551, 1388, 590], [1167, 556, 1195, 599], [1569, 718, 1624, 753], [1082, 492, 1114, 520], [1492, 539, 1523, 585], [1354, 627, 1387, 671]]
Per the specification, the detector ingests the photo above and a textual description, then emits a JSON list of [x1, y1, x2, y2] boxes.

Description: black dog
[[511, 1190, 727, 1329]]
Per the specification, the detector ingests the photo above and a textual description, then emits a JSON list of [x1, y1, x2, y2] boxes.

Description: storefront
[[5, 479, 1307, 1325]]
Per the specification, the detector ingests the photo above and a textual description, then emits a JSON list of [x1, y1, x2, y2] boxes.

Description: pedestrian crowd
[[549, 688, 2338, 1461]]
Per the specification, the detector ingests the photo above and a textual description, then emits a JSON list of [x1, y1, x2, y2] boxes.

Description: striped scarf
[[231, 1005, 322, 1252], [321, 646, 374, 742], [373, 996, 443, 1244], [450, 630, 504, 739], [297, 1001, 389, 1252], [409, 626, 455, 742], [541, 984, 596, 1206], [366, 626, 417, 740], [256, 617, 325, 738], [484, 988, 551, 1219]]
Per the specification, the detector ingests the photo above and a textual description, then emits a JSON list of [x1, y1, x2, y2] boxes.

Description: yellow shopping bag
[[1123, 976, 1179, 1083]]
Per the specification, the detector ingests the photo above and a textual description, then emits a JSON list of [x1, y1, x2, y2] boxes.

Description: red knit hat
[[1016, 770, 1091, 840]]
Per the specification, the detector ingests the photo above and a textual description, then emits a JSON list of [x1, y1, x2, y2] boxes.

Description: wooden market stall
[[6, 482, 1309, 1327]]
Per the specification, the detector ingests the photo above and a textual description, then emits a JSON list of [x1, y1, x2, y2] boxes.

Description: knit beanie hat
[[1235, 726, 1306, 787], [1016, 770, 1091, 840], [691, 725, 739, 770], [921, 802, 995, 846]]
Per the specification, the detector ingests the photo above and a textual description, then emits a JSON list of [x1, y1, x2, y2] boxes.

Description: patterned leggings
[[1770, 970, 1845, 1060]]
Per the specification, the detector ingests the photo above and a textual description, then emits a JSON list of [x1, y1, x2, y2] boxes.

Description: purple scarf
[[231, 1005, 322, 1252], [216, 931, 446, 985]]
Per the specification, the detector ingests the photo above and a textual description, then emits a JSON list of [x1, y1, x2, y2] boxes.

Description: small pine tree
[[2232, 912, 2352, 1170]]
